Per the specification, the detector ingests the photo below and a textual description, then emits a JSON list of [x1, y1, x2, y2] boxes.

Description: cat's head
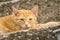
[[12, 5, 39, 29]]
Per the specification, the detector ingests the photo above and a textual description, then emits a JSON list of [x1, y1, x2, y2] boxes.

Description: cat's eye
[[29, 18, 32, 20], [20, 19, 24, 21]]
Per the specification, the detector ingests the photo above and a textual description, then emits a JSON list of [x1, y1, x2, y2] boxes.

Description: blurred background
[[0, 0, 60, 23]]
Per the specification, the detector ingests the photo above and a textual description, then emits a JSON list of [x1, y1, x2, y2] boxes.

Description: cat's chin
[[19, 24, 31, 29], [23, 27, 30, 29], [22, 26, 30, 29], [18, 25, 30, 29]]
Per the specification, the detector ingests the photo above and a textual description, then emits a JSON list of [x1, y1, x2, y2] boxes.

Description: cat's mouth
[[21, 26, 30, 29], [20, 25, 31, 29]]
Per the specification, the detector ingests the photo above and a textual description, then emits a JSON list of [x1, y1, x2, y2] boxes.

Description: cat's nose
[[25, 24, 28, 27], [24, 24, 31, 29], [25, 24, 30, 28]]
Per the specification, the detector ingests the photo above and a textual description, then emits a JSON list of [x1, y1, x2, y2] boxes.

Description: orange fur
[[0, 5, 60, 33]]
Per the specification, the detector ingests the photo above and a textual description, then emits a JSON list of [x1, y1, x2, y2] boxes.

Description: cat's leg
[[34, 22, 60, 29], [30, 24, 45, 29], [41, 22, 60, 28], [45, 22, 60, 27]]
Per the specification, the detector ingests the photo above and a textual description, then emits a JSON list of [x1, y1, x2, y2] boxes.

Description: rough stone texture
[[0, 0, 60, 40], [0, 25, 60, 40]]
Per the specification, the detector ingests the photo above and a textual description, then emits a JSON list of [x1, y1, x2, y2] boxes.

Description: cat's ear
[[12, 6, 18, 16], [31, 5, 39, 16]]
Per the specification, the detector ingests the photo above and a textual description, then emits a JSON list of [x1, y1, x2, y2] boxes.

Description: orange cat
[[0, 5, 60, 33]]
